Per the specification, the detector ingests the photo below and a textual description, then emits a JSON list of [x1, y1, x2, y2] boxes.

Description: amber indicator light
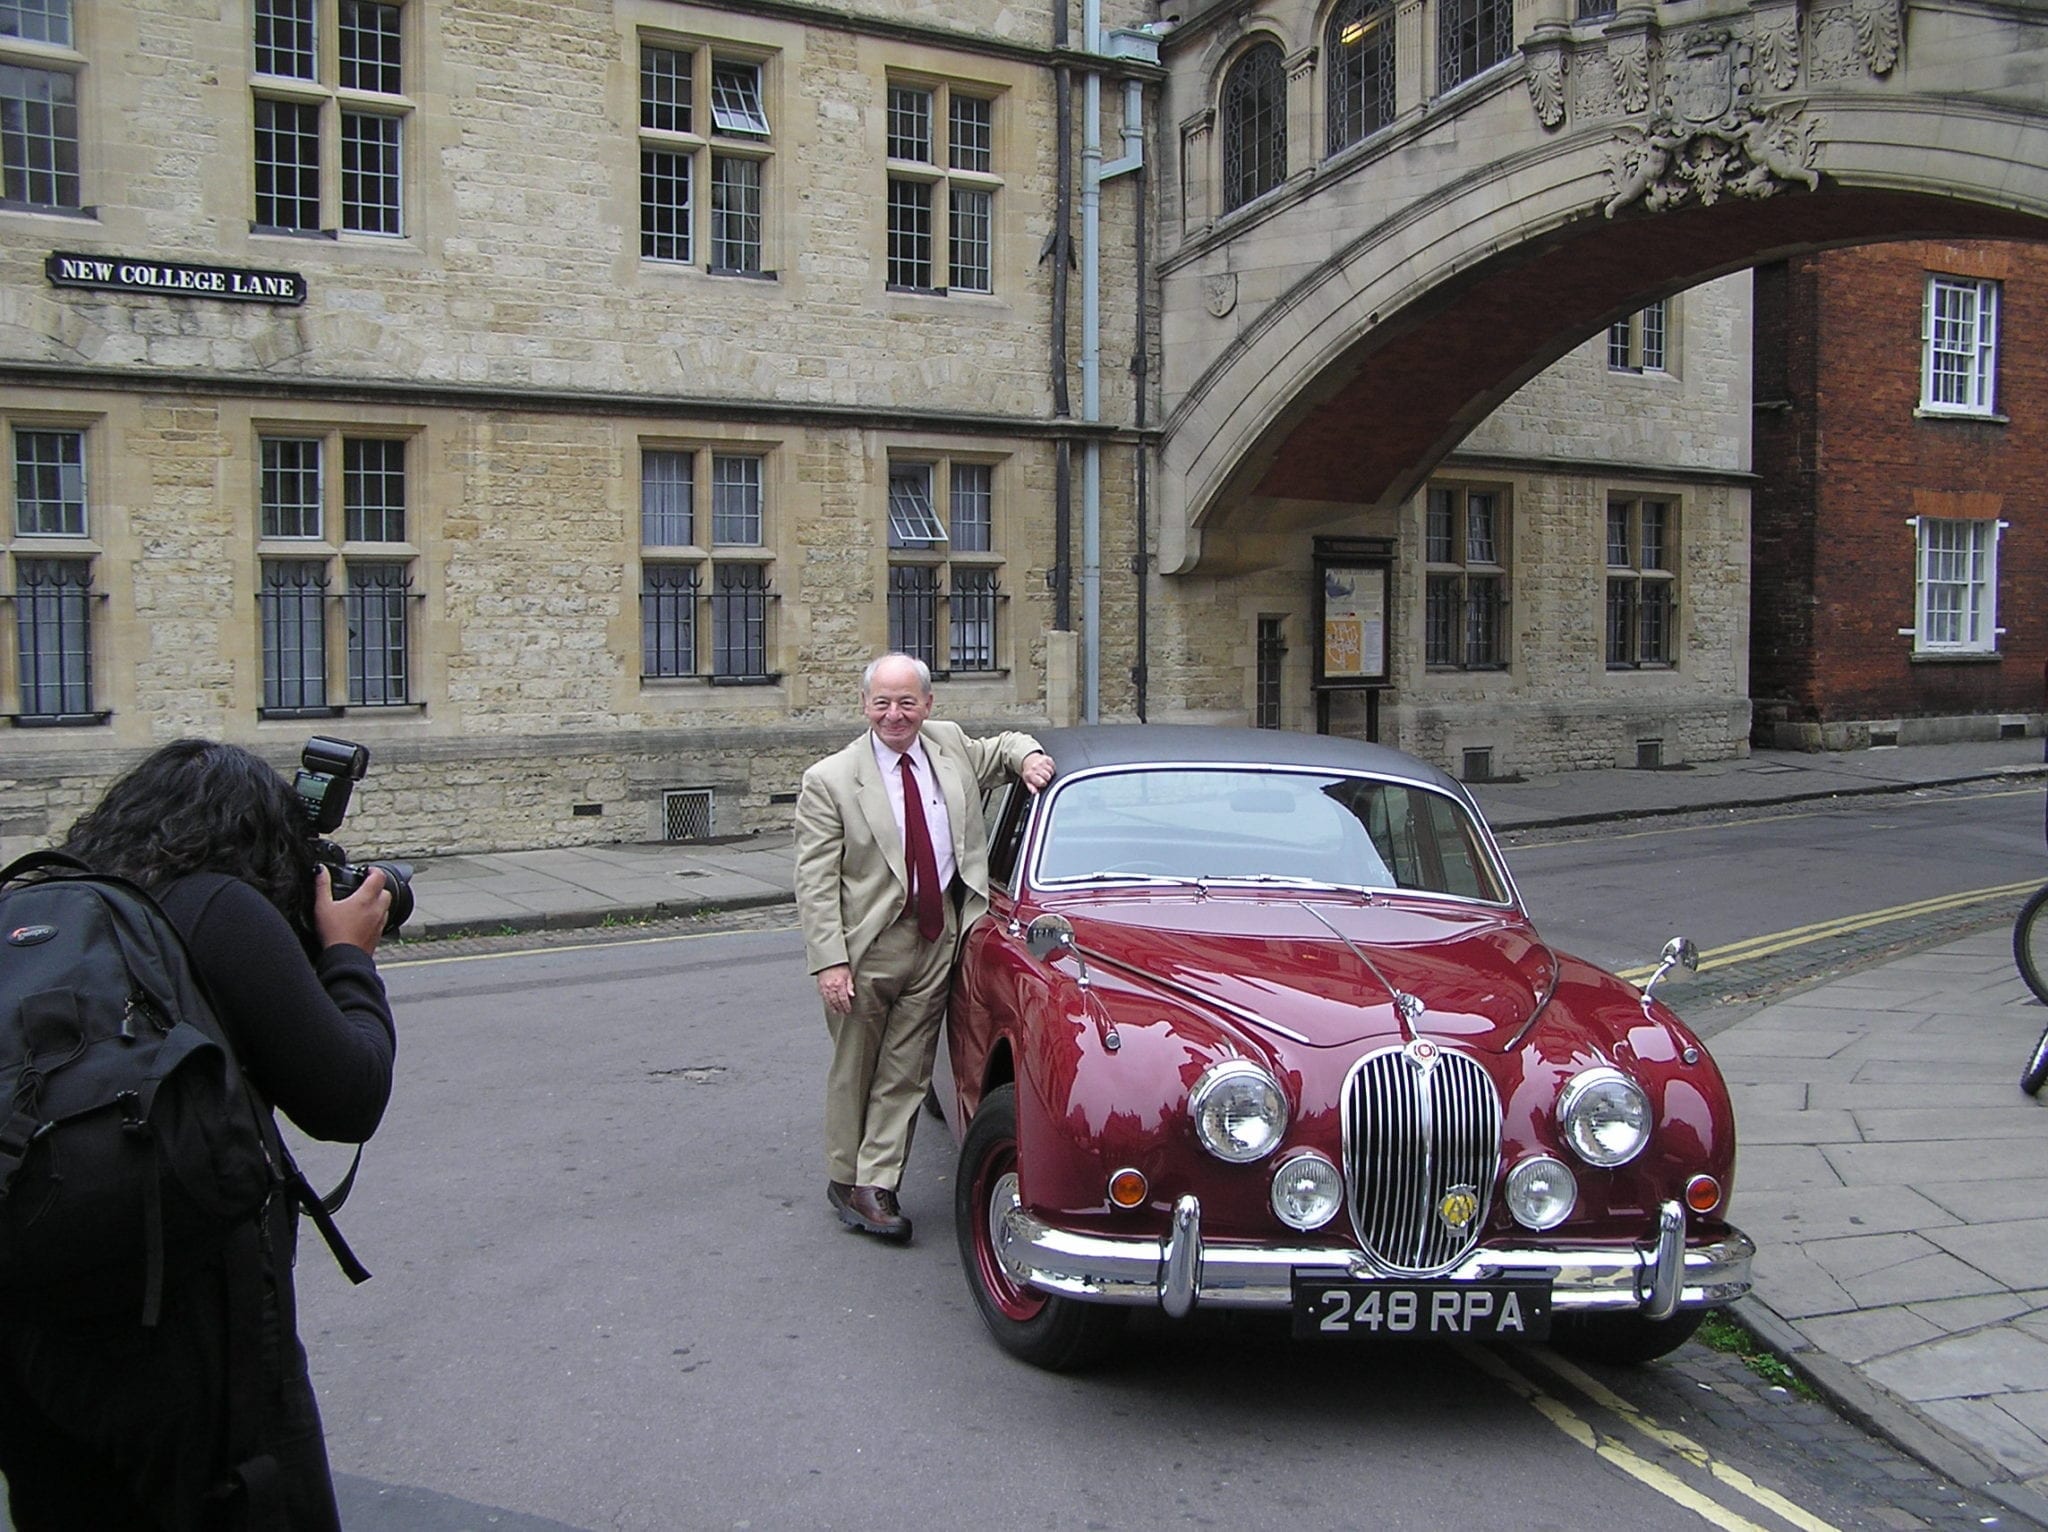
[[1108, 1169, 1149, 1209], [1685, 1174, 1721, 1214]]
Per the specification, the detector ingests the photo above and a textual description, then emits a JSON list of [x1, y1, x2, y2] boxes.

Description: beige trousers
[[822, 900, 957, 1189]]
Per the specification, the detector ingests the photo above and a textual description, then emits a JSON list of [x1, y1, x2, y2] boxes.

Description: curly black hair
[[61, 739, 318, 944]]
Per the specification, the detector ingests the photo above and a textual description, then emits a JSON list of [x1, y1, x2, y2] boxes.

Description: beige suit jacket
[[793, 719, 1043, 978]]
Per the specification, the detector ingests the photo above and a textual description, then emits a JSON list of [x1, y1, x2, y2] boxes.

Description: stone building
[[1750, 240, 2047, 749], [1, 0, 1754, 862], [0, 0, 1157, 860]]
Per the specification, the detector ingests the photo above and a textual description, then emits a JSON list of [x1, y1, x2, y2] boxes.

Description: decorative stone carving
[[1204, 272, 1238, 318], [1809, 0, 1900, 80], [1526, 50, 1567, 129], [1603, 31, 1822, 217], [1755, 15, 1801, 90], [1609, 33, 1652, 113], [1851, 0, 1903, 74]]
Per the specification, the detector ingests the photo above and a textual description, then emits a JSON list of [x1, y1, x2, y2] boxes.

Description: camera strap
[[277, 1139, 371, 1285]]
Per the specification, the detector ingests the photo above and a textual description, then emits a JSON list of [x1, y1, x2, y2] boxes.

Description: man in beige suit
[[794, 652, 1053, 1243]]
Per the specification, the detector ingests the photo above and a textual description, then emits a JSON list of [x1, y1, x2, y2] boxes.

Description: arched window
[[1438, 0, 1513, 92], [1221, 43, 1286, 213], [1327, 0, 1396, 154]]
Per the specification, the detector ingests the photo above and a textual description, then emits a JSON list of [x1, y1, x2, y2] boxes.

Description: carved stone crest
[[1603, 32, 1822, 217], [1204, 271, 1238, 318]]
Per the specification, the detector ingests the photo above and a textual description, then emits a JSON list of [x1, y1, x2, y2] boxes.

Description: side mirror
[[1640, 936, 1699, 1012], [1026, 913, 1091, 991]]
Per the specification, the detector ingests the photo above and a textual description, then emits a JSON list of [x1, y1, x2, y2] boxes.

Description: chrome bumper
[[995, 1195, 1754, 1320]]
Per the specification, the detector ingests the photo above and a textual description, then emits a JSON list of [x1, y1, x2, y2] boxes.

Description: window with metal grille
[[1255, 616, 1285, 729], [345, 559, 409, 704], [1222, 44, 1285, 213], [889, 564, 939, 667], [1923, 275, 1999, 415], [1605, 497, 1676, 668], [709, 562, 769, 678], [343, 437, 405, 542], [13, 427, 85, 535], [1608, 300, 1668, 373], [254, 98, 321, 231], [1326, 0, 1395, 155], [13, 556, 93, 719], [1912, 516, 1999, 652], [641, 563, 698, 676], [888, 84, 932, 162], [0, 60, 77, 209], [1423, 485, 1507, 669], [1437, 0, 1513, 92], [262, 437, 324, 538], [663, 787, 714, 841], [950, 568, 998, 673], [261, 558, 330, 712], [949, 188, 991, 294], [950, 94, 991, 173]]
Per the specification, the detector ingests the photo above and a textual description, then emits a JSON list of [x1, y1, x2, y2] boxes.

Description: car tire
[[1549, 1307, 1706, 1366], [956, 1084, 1126, 1371]]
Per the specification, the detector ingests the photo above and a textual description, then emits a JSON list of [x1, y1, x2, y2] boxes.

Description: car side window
[[984, 783, 1026, 891]]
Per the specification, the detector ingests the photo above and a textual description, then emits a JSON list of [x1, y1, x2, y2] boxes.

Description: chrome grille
[[1344, 1043, 1502, 1276]]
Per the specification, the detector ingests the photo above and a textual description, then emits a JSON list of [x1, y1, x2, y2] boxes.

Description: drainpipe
[[1081, 6, 1156, 722], [1048, 9, 1074, 633]]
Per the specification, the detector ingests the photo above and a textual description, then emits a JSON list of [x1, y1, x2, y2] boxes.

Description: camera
[[292, 736, 415, 934]]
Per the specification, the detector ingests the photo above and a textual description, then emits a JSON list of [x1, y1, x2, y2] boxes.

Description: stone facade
[[1750, 242, 2048, 750], [0, 0, 1153, 861]]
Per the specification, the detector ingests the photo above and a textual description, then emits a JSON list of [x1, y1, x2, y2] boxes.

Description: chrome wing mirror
[[1026, 913, 1090, 990], [1639, 936, 1699, 1014]]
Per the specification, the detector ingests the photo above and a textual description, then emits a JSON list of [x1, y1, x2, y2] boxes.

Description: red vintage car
[[935, 725, 1752, 1371]]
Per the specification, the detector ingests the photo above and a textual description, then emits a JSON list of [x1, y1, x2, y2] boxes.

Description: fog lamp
[[1269, 1152, 1342, 1231], [1505, 1155, 1577, 1231]]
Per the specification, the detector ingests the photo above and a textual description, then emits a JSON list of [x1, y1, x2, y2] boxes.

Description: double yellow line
[[1614, 879, 2039, 984]]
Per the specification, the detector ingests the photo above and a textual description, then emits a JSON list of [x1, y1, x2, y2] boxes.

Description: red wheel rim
[[970, 1136, 1047, 1323]]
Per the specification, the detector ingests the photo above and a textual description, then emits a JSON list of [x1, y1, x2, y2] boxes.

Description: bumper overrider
[[995, 1194, 1754, 1322]]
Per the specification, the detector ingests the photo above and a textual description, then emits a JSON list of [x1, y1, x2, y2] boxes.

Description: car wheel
[[1550, 1307, 1706, 1365], [956, 1084, 1126, 1371]]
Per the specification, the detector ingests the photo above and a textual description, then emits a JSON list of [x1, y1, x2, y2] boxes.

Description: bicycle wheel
[[2024, 1021, 2048, 1098], [2017, 883, 2048, 1007]]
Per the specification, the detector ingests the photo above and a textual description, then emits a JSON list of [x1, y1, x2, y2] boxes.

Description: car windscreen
[[1032, 766, 1509, 902]]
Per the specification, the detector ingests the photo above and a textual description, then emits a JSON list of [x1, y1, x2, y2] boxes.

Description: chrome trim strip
[[1644, 1199, 1685, 1320], [995, 1201, 1755, 1315]]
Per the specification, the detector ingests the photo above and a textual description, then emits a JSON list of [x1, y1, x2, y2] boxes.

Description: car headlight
[[1558, 1066, 1651, 1167], [1270, 1152, 1342, 1230], [1505, 1155, 1577, 1230], [1189, 1059, 1288, 1163]]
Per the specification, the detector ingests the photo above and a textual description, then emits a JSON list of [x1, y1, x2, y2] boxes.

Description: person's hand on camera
[[314, 864, 391, 957]]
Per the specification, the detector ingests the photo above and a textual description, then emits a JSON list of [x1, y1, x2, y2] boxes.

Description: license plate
[[1292, 1274, 1552, 1340]]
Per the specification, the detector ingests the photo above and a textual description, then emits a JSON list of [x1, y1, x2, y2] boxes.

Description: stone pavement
[[392, 733, 2048, 1522]]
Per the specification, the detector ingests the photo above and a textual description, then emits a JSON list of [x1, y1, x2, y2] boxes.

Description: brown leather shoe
[[827, 1180, 854, 1212], [838, 1184, 912, 1243]]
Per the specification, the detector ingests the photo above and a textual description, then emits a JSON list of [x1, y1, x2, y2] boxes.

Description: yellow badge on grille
[[1438, 1188, 1480, 1228]]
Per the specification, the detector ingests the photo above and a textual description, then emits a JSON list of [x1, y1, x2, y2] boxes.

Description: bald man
[[792, 652, 1053, 1242]]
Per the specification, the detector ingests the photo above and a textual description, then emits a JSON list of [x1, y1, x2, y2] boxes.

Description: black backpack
[[0, 850, 368, 1326]]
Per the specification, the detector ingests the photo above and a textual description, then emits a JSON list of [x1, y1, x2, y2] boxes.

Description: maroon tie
[[899, 755, 945, 942]]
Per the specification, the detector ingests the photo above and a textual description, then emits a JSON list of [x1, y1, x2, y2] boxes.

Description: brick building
[[1751, 241, 2048, 749]]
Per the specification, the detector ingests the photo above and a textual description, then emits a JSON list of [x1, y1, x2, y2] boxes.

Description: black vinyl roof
[[1031, 724, 1467, 797]]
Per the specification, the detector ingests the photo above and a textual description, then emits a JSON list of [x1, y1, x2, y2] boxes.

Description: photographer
[[0, 740, 397, 1530]]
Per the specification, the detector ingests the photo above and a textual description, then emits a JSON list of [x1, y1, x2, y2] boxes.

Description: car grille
[[1343, 1042, 1503, 1276]]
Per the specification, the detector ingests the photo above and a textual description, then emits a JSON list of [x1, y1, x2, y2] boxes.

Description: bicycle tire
[[2017, 883, 2048, 1008], [2025, 1021, 2048, 1098]]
